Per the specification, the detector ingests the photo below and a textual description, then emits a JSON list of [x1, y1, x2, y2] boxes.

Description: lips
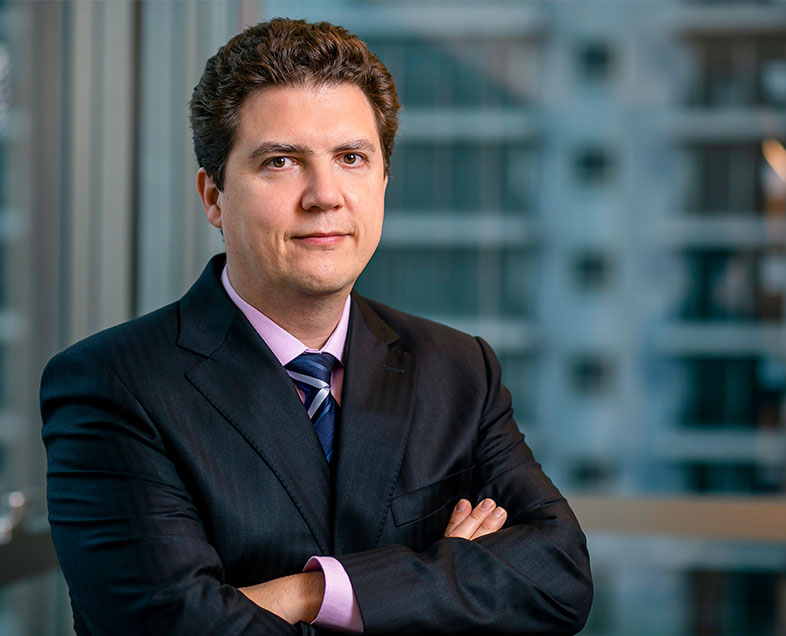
[[292, 231, 349, 246]]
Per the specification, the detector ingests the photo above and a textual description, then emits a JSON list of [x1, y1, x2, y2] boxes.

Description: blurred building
[[1, 0, 785, 634]]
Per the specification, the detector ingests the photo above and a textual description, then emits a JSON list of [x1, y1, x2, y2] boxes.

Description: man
[[41, 18, 592, 635]]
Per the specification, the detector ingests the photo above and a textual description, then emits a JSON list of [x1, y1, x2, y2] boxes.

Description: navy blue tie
[[285, 352, 339, 462]]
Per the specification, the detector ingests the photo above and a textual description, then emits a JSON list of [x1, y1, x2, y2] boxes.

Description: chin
[[293, 277, 354, 299], [288, 263, 364, 299]]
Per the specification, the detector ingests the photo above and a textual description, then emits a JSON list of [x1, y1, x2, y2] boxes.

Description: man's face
[[200, 82, 387, 308]]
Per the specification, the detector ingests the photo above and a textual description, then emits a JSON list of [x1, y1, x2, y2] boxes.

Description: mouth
[[291, 231, 349, 247]]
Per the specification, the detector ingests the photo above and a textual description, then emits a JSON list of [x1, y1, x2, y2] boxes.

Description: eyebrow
[[248, 139, 377, 161], [334, 139, 378, 154], [249, 143, 311, 160]]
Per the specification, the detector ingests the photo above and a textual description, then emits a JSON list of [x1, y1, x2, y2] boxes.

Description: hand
[[239, 571, 325, 625], [443, 498, 507, 540]]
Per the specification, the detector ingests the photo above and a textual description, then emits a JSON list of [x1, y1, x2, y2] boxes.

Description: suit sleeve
[[40, 348, 299, 636], [336, 337, 593, 635]]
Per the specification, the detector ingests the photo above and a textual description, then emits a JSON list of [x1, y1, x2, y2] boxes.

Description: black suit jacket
[[41, 254, 592, 635]]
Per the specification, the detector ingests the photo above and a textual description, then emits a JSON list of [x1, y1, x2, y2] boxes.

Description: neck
[[228, 272, 348, 350], [263, 294, 348, 350]]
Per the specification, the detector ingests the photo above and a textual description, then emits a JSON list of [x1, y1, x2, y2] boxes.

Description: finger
[[443, 499, 472, 537], [446, 498, 496, 540], [470, 506, 507, 540]]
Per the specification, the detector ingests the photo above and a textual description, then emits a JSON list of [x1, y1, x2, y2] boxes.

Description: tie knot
[[285, 352, 338, 384]]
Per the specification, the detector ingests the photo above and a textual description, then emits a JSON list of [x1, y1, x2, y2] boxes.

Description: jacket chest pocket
[[389, 466, 475, 551]]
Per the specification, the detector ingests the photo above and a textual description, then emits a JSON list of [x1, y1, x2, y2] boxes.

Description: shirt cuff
[[304, 556, 363, 633]]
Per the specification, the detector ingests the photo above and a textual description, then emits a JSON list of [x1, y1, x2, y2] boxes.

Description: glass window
[[573, 251, 615, 291], [573, 146, 615, 186], [689, 570, 784, 635], [387, 142, 536, 213], [576, 40, 615, 83], [498, 353, 537, 427], [365, 37, 537, 107], [357, 246, 534, 319], [569, 355, 615, 395], [687, 35, 786, 107], [679, 249, 785, 321], [682, 462, 783, 494], [682, 142, 786, 215], [678, 356, 786, 428], [569, 459, 617, 491]]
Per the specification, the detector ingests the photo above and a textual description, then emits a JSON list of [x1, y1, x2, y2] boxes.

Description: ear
[[196, 167, 223, 229]]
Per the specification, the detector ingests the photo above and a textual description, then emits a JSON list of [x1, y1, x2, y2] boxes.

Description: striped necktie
[[285, 352, 339, 462]]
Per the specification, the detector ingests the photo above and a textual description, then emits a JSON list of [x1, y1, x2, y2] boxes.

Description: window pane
[[387, 142, 536, 213]]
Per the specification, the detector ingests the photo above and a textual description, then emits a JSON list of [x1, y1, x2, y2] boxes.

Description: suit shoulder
[[356, 295, 485, 358]]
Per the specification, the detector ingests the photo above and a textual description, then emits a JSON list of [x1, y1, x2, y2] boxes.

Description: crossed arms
[[41, 334, 592, 635], [240, 496, 510, 625]]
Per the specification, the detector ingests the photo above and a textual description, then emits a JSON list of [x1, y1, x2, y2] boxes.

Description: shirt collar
[[220, 264, 350, 367]]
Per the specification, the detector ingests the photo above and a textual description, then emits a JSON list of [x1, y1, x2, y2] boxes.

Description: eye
[[342, 153, 361, 165], [266, 156, 291, 169]]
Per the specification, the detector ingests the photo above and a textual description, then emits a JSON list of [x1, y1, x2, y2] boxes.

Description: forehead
[[232, 83, 380, 151]]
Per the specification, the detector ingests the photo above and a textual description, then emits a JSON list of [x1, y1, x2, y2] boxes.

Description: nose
[[300, 163, 344, 212]]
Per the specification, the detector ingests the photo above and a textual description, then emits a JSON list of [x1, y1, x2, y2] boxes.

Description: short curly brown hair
[[189, 18, 400, 190]]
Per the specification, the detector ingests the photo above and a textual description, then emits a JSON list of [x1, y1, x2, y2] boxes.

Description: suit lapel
[[178, 256, 332, 554], [332, 295, 416, 555]]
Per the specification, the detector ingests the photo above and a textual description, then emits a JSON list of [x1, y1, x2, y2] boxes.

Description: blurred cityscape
[[1, 0, 786, 634]]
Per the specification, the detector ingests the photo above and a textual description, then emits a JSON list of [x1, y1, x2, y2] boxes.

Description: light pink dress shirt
[[221, 266, 363, 633]]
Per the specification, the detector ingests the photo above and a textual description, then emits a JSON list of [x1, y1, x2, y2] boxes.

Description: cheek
[[371, 211, 384, 242], [360, 207, 384, 259], [229, 200, 280, 243], [361, 182, 386, 225]]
